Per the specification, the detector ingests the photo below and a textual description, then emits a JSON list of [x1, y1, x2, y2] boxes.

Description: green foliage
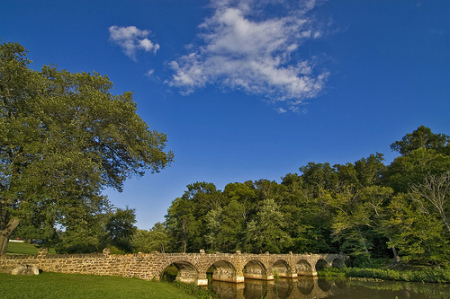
[[391, 125, 449, 156], [243, 198, 293, 253], [132, 222, 169, 253], [101, 207, 137, 253], [383, 194, 450, 265], [386, 148, 450, 193], [0, 41, 173, 254]]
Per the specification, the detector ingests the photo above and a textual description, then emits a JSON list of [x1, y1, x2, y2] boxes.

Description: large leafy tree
[[0, 42, 173, 254]]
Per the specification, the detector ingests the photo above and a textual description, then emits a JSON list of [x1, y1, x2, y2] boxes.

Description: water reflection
[[209, 277, 450, 299]]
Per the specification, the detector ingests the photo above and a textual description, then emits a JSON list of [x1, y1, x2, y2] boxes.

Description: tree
[[384, 194, 450, 265], [101, 207, 137, 252], [386, 148, 450, 193], [391, 125, 449, 156], [330, 186, 394, 263], [243, 198, 292, 253], [300, 162, 339, 196], [410, 171, 450, 233], [132, 222, 169, 253], [0, 42, 174, 255]]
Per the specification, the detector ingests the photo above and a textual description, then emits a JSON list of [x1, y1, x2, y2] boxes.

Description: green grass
[[6, 241, 55, 255], [0, 272, 215, 299]]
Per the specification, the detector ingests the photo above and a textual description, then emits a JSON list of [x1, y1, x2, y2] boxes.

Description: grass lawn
[[0, 272, 203, 299], [6, 242, 55, 255]]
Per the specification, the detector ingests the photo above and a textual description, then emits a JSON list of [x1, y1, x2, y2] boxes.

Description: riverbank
[[319, 267, 450, 283], [0, 273, 216, 299]]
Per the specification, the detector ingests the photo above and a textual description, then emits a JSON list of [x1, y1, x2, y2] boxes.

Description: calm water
[[208, 277, 450, 299]]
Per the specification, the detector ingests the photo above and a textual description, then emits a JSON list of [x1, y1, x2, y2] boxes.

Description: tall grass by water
[[320, 267, 450, 283]]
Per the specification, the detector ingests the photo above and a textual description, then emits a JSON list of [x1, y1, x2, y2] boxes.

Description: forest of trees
[[134, 125, 450, 266]]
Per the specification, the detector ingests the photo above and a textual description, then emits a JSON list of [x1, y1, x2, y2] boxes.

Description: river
[[208, 277, 450, 299]]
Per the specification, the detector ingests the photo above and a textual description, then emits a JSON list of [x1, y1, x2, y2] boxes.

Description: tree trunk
[[0, 217, 20, 255], [357, 227, 371, 261], [388, 237, 400, 263]]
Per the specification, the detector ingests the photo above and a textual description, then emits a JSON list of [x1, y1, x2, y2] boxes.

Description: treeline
[[13, 206, 138, 254], [134, 126, 450, 266]]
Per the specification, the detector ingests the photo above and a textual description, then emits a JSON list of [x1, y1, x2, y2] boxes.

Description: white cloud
[[109, 25, 160, 61], [168, 0, 328, 111]]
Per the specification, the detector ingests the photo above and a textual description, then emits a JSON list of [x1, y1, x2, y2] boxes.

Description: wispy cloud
[[109, 25, 160, 61], [168, 0, 328, 112]]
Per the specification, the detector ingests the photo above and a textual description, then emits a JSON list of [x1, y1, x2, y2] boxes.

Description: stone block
[[10, 265, 40, 275]]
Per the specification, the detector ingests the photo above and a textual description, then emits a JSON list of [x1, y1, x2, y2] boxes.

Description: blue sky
[[2, 0, 449, 229]]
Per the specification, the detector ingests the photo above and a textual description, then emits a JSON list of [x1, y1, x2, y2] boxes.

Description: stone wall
[[0, 249, 158, 280]]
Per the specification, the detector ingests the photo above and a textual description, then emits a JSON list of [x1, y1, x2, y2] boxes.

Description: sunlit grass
[[6, 242, 55, 255], [0, 272, 211, 299]]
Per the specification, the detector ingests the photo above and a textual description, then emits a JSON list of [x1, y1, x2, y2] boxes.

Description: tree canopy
[[0, 42, 173, 254]]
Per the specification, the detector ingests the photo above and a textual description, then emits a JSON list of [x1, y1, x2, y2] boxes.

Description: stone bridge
[[0, 249, 347, 286], [153, 250, 347, 286]]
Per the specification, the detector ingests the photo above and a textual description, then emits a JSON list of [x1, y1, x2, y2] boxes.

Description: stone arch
[[296, 259, 314, 276], [332, 258, 344, 268], [315, 259, 328, 271], [207, 260, 241, 283], [272, 259, 292, 278], [160, 260, 199, 284], [243, 259, 270, 280]]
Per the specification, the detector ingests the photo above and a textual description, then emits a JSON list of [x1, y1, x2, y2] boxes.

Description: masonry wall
[[0, 249, 159, 280]]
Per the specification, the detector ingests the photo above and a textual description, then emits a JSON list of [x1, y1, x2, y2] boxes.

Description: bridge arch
[[160, 260, 199, 284], [315, 258, 328, 271], [296, 259, 314, 276], [243, 259, 271, 280], [207, 260, 242, 283], [272, 259, 295, 278]]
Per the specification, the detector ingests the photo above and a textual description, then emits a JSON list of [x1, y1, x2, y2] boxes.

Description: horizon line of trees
[[134, 125, 450, 267]]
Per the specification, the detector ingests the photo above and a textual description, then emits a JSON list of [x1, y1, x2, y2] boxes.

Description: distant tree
[[0, 42, 173, 255], [331, 186, 394, 263], [386, 148, 450, 193], [300, 162, 339, 196], [383, 193, 450, 265], [102, 207, 137, 253], [391, 125, 449, 156], [243, 198, 292, 253], [410, 171, 450, 233], [132, 222, 169, 253], [165, 195, 201, 253]]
